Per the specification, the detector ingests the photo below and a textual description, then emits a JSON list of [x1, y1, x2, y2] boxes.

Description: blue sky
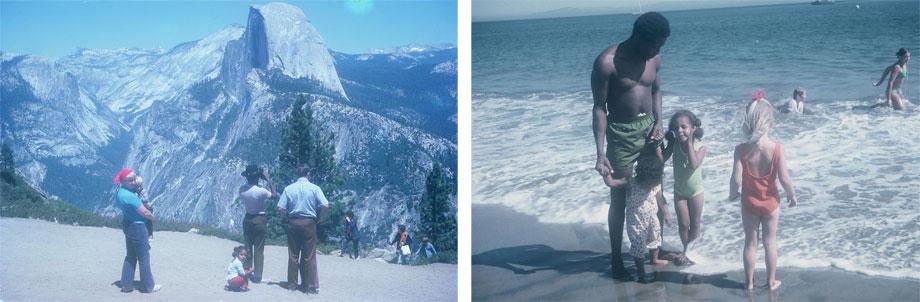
[[0, 1, 457, 58]]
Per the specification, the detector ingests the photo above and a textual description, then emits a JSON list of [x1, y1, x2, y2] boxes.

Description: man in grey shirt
[[277, 165, 329, 294]]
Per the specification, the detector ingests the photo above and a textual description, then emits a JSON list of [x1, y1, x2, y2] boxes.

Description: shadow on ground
[[472, 244, 743, 290]]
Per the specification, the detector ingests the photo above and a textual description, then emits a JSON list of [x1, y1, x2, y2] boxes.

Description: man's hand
[[595, 156, 612, 176], [649, 122, 664, 141]]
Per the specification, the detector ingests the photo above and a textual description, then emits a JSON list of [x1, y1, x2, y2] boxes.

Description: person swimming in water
[[780, 88, 806, 115], [872, 48, 910, 110]]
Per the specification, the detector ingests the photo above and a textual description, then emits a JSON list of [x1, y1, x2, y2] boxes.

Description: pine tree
[[1, 143, 17, 184], [419, 163, 456, 261], [268, 95, 348, 242]]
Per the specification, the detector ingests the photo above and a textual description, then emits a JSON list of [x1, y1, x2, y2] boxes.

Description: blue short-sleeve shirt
[[116, 187, 146, 225], [276, 177, 329, 219]]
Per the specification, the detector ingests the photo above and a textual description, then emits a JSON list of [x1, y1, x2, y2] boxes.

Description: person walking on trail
[[343, 211, 360, 259], [392, 224, 413, 265], [277, 164, 329, 295], [113, 168, 161, 293], [237, 164, 277, 283]]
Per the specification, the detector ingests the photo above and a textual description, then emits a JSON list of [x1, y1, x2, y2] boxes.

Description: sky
[[0, 1, 457, 58], [472, 0, 834, 21]]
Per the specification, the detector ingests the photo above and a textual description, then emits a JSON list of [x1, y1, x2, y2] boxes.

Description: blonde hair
[[743, 99, 774, 144]]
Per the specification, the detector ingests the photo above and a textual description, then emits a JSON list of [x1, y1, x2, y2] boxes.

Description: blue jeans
[[121, 223, 155, 292]]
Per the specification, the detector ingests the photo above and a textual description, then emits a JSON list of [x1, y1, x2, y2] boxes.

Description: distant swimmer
[[871, 48, 910, 110], [780, 88, 806, 114]]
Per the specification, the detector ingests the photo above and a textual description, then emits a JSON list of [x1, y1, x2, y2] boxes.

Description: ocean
[[472, 1, 920, 279]]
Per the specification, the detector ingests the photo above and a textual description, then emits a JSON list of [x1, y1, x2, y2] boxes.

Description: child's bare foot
[[651, 259, 669, 266], [768, 280, 782, 291], [674, 254, 695, 266], [744, 282, 754, 291]]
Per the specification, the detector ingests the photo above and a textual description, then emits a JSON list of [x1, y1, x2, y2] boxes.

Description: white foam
[[473, 92, 920, 279]]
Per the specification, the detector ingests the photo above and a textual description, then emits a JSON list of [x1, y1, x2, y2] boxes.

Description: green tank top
[[673, 142, 705, 197]]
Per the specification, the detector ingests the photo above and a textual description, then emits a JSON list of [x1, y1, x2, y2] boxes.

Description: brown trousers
[[242, 214, 267, 282], [287, 218, 318, 289]]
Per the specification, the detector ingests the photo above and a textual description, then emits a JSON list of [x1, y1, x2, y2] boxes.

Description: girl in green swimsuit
[[873, 48, 910, 110], [664, 110, 707, 265]]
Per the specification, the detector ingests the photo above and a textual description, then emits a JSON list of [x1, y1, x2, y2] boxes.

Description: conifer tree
[[267, 95, 348, 242], [419, 163, 456, 261], [1, 143, 17, 184]]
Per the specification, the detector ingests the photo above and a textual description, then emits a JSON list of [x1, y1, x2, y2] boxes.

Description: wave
[[472, 90, 920, 279]]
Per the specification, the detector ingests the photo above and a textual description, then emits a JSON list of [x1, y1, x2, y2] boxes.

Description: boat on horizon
[[811, 0, 835, 5], [631, 0, 643, 15]]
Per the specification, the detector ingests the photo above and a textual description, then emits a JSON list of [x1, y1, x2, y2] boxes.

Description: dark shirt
[[345, 219, 359, 240]]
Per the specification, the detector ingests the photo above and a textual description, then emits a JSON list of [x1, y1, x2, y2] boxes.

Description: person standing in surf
[[729, 94, 797, 291], [665, 110, 706, 266], [591, 12, 669, 278], [872, 48, 910, 110]]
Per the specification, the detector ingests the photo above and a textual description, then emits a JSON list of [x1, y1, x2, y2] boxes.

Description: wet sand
[[472, 204, 919, 301]]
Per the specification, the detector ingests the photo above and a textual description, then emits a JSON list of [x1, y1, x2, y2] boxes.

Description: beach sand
[[0, 218, 456, 301], [472, 204, 919, 301]]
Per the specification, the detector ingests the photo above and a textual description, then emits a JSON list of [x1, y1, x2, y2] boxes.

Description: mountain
[[0, 2, 456, 244]]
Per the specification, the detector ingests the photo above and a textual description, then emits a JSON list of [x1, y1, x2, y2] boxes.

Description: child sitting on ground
[[227, 246, 253, 292], [606, 138, 669, 282]]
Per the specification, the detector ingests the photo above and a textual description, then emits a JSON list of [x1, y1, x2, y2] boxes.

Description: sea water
[[472, 1, 919, 279]]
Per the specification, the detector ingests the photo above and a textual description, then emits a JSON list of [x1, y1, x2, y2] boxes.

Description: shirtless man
[[591, 12, 670, 279]]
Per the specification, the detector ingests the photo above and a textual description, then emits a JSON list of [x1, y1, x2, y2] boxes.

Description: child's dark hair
[[897, 48, 909, 57], [232, 245, 248, 258], [666, 110, 704, 141]]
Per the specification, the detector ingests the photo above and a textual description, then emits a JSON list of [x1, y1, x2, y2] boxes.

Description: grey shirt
[[277, 177, 329, 219], [239, 184, 271, 215]]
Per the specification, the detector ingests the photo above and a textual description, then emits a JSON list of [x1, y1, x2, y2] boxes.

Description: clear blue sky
[[0, 1, 457, 58]]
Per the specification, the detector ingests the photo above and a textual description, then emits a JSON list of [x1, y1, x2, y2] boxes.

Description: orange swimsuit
[[741, 143, 782, 216]]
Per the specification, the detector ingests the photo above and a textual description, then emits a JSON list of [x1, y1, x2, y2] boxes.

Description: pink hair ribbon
[[751, 89, 765, 101]]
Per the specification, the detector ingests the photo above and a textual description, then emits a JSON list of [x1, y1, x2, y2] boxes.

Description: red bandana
[[113, 168, 134, 184]]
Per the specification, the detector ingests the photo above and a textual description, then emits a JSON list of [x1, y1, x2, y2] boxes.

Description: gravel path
[[0, 218, 456, 301]]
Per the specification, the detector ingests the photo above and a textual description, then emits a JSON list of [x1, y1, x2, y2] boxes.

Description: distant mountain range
[[0, 2, 456, 244]]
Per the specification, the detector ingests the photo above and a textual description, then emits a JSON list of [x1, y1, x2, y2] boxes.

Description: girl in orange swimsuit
[[729, 93, 797, 291]]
